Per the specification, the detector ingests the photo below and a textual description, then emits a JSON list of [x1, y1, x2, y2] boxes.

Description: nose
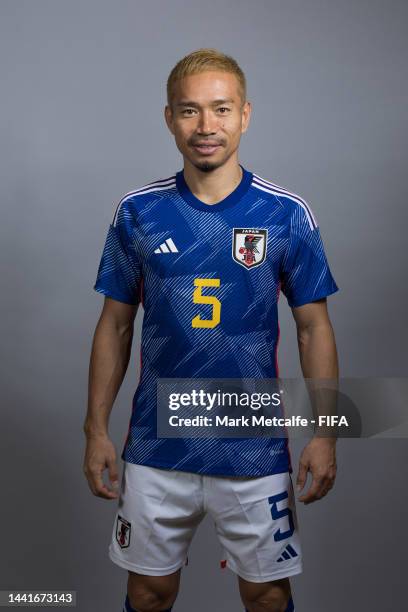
[[197, 109, 217, 134]]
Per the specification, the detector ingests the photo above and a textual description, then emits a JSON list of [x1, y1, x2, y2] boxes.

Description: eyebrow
[[176, 98, 235, 107]]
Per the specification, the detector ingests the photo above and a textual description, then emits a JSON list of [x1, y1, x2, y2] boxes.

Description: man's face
[[165, 70, 251, 172]]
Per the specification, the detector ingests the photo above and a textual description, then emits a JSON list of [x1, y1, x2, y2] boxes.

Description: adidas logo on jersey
[[276, 544, 298, 563], [154, 238, 179, 254]]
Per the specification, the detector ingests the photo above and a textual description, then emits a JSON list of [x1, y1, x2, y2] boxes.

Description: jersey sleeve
[[279, 202, 339, 308], [93, 200, 142, 306]]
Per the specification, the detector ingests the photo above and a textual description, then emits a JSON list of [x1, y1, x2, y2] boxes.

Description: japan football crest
[[116, 515, 131, 548], [232, 228, 268, 269]]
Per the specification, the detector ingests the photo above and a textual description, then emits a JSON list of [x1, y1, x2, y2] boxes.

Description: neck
[[182, 158, 243, 205]]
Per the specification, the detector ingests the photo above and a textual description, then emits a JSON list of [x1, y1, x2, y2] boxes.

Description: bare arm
[[293, 298, 338, 379], [83, 297, 138, 499], [291, 298, 339, 504]]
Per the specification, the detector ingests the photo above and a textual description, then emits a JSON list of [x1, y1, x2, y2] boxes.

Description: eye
[[217, 107, 230, 114], [182, 109, 196, 115]]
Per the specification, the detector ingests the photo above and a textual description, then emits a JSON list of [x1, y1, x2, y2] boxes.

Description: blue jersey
[[93, 164, 339, 476]]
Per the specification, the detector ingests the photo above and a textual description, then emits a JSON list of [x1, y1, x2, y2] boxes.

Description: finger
[[83, 466, 100, 496], [90, 467, 118, 499], [300, 475, 334, 503], [107, 457, 120, 493], [298, 476, 325, 504], [319, 477, 335, 498], [296, 462, 308, 492], [94, 480, 119, 499], [96, 485, 118, 499]]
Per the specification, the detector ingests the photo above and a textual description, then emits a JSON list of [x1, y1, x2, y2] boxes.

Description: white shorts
[[109, 462, 303, 583]]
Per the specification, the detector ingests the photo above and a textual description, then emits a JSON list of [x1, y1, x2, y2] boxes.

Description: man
[[83, 48, 339, 612]]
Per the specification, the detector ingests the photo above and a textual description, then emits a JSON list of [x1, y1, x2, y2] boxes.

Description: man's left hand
[[296, 437, 337, 504]]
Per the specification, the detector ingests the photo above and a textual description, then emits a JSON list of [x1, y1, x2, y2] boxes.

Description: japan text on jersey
[[93, 165, 339, 477]]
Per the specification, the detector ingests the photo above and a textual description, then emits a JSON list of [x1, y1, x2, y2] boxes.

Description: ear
[[241, 100, 252, 134], [164, 105, 175, 135]]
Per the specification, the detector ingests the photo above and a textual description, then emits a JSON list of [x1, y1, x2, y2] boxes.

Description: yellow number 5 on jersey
[[191, 278, 221, 328]]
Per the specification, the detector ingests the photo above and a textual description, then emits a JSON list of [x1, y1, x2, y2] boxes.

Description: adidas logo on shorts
[[276, 544, 298, 562]]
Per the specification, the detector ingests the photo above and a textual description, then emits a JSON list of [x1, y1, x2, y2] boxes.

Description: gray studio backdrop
[[1, 1, 407, 611]]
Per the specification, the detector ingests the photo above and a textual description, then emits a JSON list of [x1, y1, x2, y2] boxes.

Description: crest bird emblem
[[232, 228, 268, 269]]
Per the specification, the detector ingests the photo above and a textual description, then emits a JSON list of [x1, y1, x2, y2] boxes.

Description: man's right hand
[[83, 433, 120, 499]]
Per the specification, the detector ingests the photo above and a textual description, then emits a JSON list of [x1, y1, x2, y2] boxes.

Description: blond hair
[[166, 48, 247, 110]]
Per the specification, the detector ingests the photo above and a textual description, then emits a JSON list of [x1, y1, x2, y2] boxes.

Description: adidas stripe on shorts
[[109, 462, 303, 583]]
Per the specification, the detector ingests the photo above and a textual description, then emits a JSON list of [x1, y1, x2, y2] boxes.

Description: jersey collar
[[175, 164, 253, 212]]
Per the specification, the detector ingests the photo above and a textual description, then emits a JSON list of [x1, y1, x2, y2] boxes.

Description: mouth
[[192, 144, 221, 155]]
